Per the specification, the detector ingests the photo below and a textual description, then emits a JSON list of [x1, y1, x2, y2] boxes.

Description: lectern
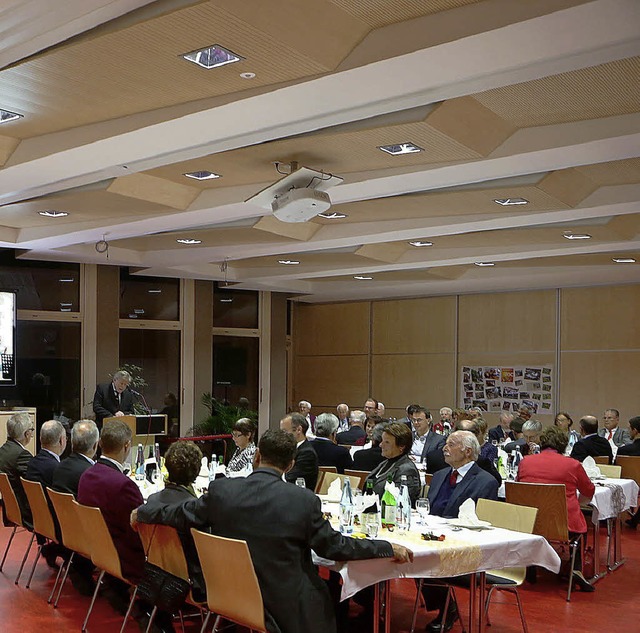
[[104, 414, 168, 449]]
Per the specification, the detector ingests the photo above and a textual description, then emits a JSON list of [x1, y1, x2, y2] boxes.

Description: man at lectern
[[93, 370, 135, 429]]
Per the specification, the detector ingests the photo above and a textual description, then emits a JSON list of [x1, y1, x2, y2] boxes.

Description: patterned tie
[[449, 469, 458, 487]]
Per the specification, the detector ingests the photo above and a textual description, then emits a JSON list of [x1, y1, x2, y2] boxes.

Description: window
[[213, 283, 258, 328], [212, 335, 259, 410], [120, 270, 179, 321]]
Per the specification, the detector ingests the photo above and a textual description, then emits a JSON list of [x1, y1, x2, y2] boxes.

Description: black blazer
[[51, 452, 94, 496], [365, 453, 421, 505], [488, 425, 514, 443], [353, 446, 385, 472], [285, 440, 319, 490], [617, 438, 640, 457], [25, 449, 60, 487], [570, 435, 613, 464], [137, 467, 394, 633], [0, 438, 32, 525], [425, 449, 501, 485], [310, 439, 353, 474], [336, 426, 366, 446], [93, 382, 135, 428]]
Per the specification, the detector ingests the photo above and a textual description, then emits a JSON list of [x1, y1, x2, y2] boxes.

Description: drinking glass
[[416, 498, 430, 524], [365, 513, 380, 538], [295, 477, 306, 489]]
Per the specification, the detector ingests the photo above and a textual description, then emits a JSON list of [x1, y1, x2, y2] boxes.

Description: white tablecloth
[[582, 478, 639, 522]]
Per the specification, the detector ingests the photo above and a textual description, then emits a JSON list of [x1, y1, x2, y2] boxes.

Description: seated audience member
[[336, 403, 350, 433], [400, 404, 421, 428], [517, 425, 595, 592], [26, 420, 67, 486], [376, 402, 385, 418], [144, 440, 206, 603], [617, 416, 640, 457], [363, 397, 379, 420], [365, 422, 421, 505], [52, 420, 99, 495], [570, 416, 613, 464], [410, 407, 445, 463], [466, 407, 482, 420], [133, 429, 413, 633], [504, 419, 542, 456], [502, 418, 526, 452], [336, 409, 367, 446], [517, 405, 533, 421], [280, 413, 319, 490], [310, 413, 353, 473], [353, 422, 386, 471], [227, 418, 257, 473], [422, 431, 500, 630], [433, 407, 453, 435], [488, 411, 514, 443], [451, 408, 466, 425], [599, 408, 631, 448], [298, 400, 316, 437], [554, 412, 581, 453], [475, 418, 497, 463], [0, 412, 35, 525]]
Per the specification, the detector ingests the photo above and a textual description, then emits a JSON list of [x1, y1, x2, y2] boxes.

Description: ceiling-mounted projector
[[271, 188, 331, 223]]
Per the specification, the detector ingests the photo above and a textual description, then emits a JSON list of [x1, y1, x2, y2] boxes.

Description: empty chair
[[598, 464, 622, 479], [317, 472, 361, 496], [615, 456, 640, 487], [344, 469, 369, 490], [0, 472, 33, 584]]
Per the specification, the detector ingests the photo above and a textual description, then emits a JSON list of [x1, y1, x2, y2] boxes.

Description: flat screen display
[[0, 291, 16, 386]]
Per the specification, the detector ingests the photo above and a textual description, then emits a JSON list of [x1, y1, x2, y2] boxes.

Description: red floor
[[1, 524, 640, 632]]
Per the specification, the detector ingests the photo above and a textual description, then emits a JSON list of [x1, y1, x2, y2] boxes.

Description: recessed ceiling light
[[240, 72, 256, 79], [317, 212, 347, 219], [38, 210, 68, 218], [409, 240, 434, 247], [0, 109, 23, 124], [612, 257, 636, 263], [378, 143, 423, 156], [563, 232, 592, 240], [58, 278, 75, 283], [494, 198, 529, 206], [220, 298, 233, 303], [148, 289, 162, 294], [278, 259, 300, 265], [176, 238, 202, 245], [184, 170, 221, 181], [474, 262, 495, 267], [182, 44, 243, 69], [354, 275, 373, 280]]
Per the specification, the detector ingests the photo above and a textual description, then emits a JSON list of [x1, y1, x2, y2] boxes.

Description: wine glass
[[416, 498, 430, 524]]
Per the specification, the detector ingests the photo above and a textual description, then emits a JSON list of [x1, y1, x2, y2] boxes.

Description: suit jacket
[[413, 430, 445, 461], [425, 448, 500, 484], [570, 434, 613, 464], [488, 425, 514, 443], [77, 458, 145, 582], [284, 440, 319, 490], [0, 438, 33, 525], [25, 449, 60, 487], [93, 382, 135, 428], [51, 452, 94, 496], [365, 453, 421, 505], [353, 446, 385, 472], [336, 426, 366, 446], [616, 438, 640, 457], [599, 426, 632, 448], [427, 462, 499, 518], [518, 449, 595, 533], [310, 438, 353, 473], [137, 467, 394, 633]]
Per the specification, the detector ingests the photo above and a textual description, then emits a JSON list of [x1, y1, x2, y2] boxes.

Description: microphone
[[128, 387, 142, 396]]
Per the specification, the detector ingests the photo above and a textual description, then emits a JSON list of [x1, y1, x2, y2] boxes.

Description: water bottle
[[339, 478, 354, 535], [397, 475, 411, 533], [153, 442, 161, 467], [135, 444, 145, 481], [209, 453, 217, 482]]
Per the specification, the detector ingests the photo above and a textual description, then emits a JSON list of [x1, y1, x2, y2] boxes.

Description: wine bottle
[[381, 474, 397, 528]]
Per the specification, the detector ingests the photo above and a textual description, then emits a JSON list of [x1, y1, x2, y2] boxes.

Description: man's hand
[[130, 508, 139, 531], [391, 543, 414, 563], [115, 411, 125, 417]]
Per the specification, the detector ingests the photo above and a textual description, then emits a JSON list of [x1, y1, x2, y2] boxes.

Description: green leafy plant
[[192, 393, 257, 435]]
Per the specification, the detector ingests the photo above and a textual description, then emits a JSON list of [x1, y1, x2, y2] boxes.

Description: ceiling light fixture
[[409, 240, 433, 247], [182, 44, 243, 69], [494, 198, 529, 206], [278, 259, 300, 265], [612, 257, 636, 263], [60, 308, 72, 312], [184, 170, 221, 180], [148, 289, 162, 294], [240, 72, 256, 79], [60, 302, 73, 308], [220, 298, 233, 303], [317, 212, 347, 219], [474, 262, 495, 267], [378, 142, 423, 156], [354, 275, 373, 280], [0, 109, 23, 124], [563, 231, 592, 240], [38, 210, 68, 218], [176, 238, 202, 245]]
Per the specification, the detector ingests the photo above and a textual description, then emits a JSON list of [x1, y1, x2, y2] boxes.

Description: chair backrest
[[344, 469, 369, 490], [598, 464, 622, 479], [615, 456, 640, 486], [46, 489, 92, 558], [505, 481, 569, 542], [137, 523, 189, 582], [319, 466, 338, 474], [73, 500, 125, 581], [20, 478, 57, 542], [317, 472, 361, 496], [477, 498, 538, 534], [593, 456, 609, 465], [191, 529, 266, 632], [0, 473, 23, 527]]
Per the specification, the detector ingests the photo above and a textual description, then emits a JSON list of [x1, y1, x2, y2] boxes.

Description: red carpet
[[1, 524, 640, 632]]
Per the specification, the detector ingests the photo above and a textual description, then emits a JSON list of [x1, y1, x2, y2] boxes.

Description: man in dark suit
[[336, 409, 367, 445], [0, 412, 34, 525], [298, 400, 316, 436], [52, 419, 99, 495], [409, 407, 445, 463], [618, 416, 640, 457], [599, 408, 632, 448], [353, 423, 385, 471], [133, 429, 413, 633], [488, 411, 514, 443], [571, 415, 613, 464], [310, 413, 353, 473], [280, 413, 319, 490], [26, 419, 66, 486], [92, 369, 135, 429], [423, 430, 500, 632]]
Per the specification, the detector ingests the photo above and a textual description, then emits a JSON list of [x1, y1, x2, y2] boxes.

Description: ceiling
[[0, 0, 639, 303]]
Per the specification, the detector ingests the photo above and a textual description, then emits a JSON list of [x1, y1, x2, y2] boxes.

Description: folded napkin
[[582, 456, 602, 479], [455, 498, 487, 527], [198, 456, 209, 478], [384, 479, 399, 500], [327, 477, 343, 501]]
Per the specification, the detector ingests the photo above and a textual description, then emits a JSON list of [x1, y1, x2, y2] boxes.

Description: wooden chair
[[593, 456, 609, 466], [344, 469, 369, 491], [73, 501, 138, 633], [505, 481, 582, 601], [191, 529, 267, 633], [476, 499, 538, 633], [615, 456, 640, 488], [317, 472, 361, 496], [314, 466, 339, 493], [20, 478, 63, 591], [47, 489, 94, 607], [598, 464, 622, 479], [0, 473, 34, 584], [137, 523, 205, 632]]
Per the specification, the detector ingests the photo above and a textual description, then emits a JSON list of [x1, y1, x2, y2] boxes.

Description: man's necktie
[[449, 469, 458, 487], [608, 430, 613, 441]]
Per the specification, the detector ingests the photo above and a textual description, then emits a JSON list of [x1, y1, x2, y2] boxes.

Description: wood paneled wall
[[292, 284, 640, 426]]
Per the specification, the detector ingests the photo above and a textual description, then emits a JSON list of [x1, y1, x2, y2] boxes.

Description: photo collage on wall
[[460, 365, 553, 414]]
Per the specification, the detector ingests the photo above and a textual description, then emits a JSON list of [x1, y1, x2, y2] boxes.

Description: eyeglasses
[[232, 432, 245, 438]]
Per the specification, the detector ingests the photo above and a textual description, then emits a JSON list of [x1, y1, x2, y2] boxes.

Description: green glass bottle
[[381, 474, 397, 528]]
